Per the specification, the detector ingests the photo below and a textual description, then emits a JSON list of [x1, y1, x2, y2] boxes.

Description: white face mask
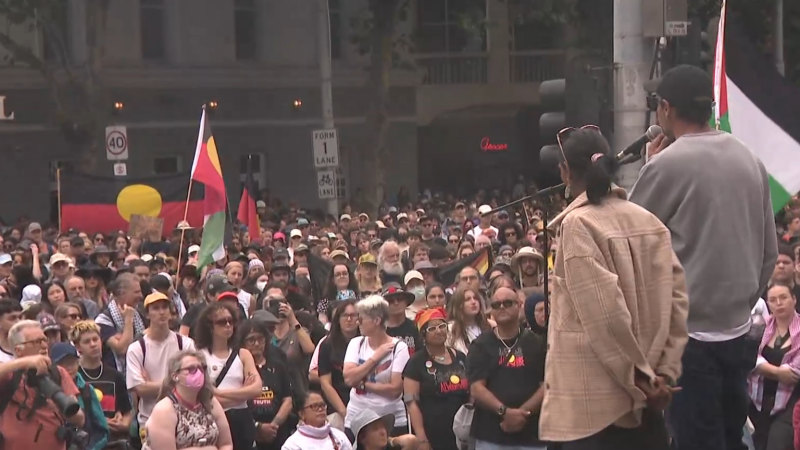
[[256, 281, 268, 292], [410, 286, 425, 301]]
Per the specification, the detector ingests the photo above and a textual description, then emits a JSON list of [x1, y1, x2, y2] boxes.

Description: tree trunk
[[360, 0, 400, 216]]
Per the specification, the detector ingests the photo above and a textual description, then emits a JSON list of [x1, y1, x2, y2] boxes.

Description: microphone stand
[[482, 183, 565, 330]]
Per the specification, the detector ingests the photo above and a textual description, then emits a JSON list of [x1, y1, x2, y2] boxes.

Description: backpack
[[138, 332, 183, 365], [76, 374, 109, 450]]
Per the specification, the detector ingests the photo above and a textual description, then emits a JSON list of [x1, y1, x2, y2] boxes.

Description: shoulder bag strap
[[214, 349, 239, 387], [139, 336, 147, 365]]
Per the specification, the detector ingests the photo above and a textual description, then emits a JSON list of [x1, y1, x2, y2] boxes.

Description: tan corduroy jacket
[[539, 189, 689, 442]]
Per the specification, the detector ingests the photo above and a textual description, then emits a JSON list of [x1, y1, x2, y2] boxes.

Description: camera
[[26, 369, 80, 417], [57, 425, 89, 450], [266, 296, 287, 318]]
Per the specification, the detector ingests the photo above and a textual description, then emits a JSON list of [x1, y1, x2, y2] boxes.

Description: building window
[[329, 0, 341, 59], [153, 156, 181, 175], [416, 0, 486, 53], [141, 0, 166, 61], [234, 0, 257, 60]]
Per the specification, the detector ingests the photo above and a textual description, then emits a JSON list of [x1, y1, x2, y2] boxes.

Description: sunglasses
[[557, 125, 601, 161], [504, 232, 517, 237], [646, 92, 662, 112], [178, 364, 207, 375], [490, 299, 516, 310], [425, 323, 448, 333], [213, 317, 236, 327]]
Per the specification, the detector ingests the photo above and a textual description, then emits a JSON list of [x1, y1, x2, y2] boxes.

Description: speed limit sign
[[105, 125, 128, 160]]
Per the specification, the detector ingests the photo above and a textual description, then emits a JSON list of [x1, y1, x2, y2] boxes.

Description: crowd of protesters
[[0, 66, 797, 450]]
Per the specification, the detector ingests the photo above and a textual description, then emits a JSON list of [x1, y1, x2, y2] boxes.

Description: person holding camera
[[0, 319, 85, 450], [264, 291, 315, 394]]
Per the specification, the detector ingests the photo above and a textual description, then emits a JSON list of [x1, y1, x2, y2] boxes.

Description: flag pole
[[177, 105, 206, 272], [713, 0, 728, 130], [56, 167, 62, 232]]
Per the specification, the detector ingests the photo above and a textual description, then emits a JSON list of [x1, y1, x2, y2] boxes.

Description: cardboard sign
[[129, 215, 164, 242]]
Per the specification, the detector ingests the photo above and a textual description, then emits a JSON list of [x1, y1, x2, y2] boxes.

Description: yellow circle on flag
[[508, 355, 516, 364], [116, 185, 163, 221], [450, 375, 461, 385], [94, 388, 103, 402]]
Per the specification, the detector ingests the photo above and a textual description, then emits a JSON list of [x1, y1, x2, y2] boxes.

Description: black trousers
[[548, 409, 669, 450], [226, 408, 256, 450]]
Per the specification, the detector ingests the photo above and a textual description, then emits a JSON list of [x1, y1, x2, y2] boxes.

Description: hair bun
[[590, 153, 605, 164]]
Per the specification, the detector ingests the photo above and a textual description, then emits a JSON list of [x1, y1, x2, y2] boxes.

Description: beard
[[382, 261, 404, 276]]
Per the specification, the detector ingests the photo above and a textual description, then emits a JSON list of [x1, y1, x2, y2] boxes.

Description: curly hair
[[194, 302, 239, 351], [68, 319, 100, 344], [157, 350, 215, 411]]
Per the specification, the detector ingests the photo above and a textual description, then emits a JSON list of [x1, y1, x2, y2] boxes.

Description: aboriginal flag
[[237, 155, 260, 243], [60, 172, 203, 235]]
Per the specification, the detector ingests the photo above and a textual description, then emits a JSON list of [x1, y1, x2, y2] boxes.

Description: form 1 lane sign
[[312, 128, 339, 168]]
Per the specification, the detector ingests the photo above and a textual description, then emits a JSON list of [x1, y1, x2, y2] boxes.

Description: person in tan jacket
[[539, 127, 689, 449]]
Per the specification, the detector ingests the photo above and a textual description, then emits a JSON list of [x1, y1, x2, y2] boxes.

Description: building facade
[[0, 0, 565, 226]]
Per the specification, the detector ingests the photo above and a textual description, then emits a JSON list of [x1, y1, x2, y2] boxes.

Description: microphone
[[615, 125, 662, 161]]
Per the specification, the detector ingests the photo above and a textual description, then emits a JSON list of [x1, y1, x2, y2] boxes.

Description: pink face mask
[[184, 369, 205, 390]]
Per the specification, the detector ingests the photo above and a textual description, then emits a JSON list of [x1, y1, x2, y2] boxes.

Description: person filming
[[0, 319, 85, 450]]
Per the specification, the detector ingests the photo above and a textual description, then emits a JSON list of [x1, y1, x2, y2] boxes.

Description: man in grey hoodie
[[629, 65, 777, 450]]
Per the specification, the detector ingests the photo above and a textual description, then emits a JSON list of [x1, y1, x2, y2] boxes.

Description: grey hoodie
[[629, 130, 777, 334]]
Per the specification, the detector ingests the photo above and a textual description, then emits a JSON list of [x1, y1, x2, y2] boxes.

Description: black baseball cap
[[644, 65, 713, 111]]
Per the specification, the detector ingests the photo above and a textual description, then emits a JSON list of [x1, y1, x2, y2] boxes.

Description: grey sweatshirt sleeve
[[628, 158, 680, 224], [757, 161, 778, 305]]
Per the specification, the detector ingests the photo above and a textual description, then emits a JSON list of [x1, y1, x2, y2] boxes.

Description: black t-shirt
[[403, 348, 469, 450], [78, 364, 132, 419], [387, 319, 423, 356], [181, 302, 208, 339], [250, 358, 293, 450], [466, 328, 546, 446], [317, 337, 351, 411]]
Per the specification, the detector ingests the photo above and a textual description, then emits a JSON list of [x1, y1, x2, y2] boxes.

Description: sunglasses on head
[[557, 125, 601, 161]]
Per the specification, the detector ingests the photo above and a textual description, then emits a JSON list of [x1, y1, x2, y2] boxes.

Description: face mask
[[410, 286, 425, 301], [256, 281, 267, 292], [184, 369, 205, 390]]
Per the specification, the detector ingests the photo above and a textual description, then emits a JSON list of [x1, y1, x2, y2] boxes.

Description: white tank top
[[201, 349, 248, 410], [237, 290, 251, 317]]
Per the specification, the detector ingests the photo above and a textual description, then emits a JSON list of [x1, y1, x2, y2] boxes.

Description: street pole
[[613, 0, 652, 190], [775, 0, 785, 76], [318, 0, 339, 217]]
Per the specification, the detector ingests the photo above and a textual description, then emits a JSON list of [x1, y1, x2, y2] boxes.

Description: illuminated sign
[[480, 137, 508, 152], [0, 96, 14, 121]]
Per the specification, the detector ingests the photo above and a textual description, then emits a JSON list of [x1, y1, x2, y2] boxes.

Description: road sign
[[665, 21, 689, 36], [317, 169, 336, 199], [113, 162, 127, 177], [312, 128, 339, 168], [106, 125, 129, 160]]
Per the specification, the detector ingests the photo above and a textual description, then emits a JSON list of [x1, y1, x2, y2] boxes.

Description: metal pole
[[318, 0, 339, 217], [613, 0, 652, 190], [775, 0, 785, 76]]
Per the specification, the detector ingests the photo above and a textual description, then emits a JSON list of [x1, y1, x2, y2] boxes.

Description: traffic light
[[539, 79, 567, 186], [539, 79, 566, 146]]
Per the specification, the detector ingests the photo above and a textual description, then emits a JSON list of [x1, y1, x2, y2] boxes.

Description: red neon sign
[[480, 137, 508, 152]]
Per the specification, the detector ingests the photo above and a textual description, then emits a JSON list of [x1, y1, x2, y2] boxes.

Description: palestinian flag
[[60, 172, 202, 235], [438, 247, 492, 287], [237, 154, 260, 243], [714, 1, 800, 212], [191, 108, 227, 268]]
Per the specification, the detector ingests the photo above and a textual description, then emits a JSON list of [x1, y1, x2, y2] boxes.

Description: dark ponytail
[[561, 128, 618, 205]]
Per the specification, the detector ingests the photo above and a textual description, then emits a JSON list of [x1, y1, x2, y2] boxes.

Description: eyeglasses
[[213, 317, 236, 327], [304, 402, 327, 412], [61, 313, 81, 320], [334, 271, 349, 278], [460, 275, 478, 282], [245, 335, 266, 345], [94, 237, 104, 243], [178, 364, 207, 375], [557, 125, 601, 161], [424, 323, 448, 333], [341, 313, 358, 321], [490, 299, 516, 310], [448, 238, 459, 244], [18, 337, 48, 347]]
